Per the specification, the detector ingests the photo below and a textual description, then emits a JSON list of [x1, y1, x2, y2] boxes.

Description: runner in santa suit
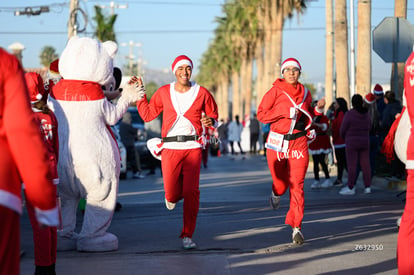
[[398, 49, 414, 275], [257, 57, 324, 245], [136, 55, 218, 249], [0, 48, 58, 275], [25, 72, 60, 275]]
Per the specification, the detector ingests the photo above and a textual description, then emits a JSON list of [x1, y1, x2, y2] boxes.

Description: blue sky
[[1, 0, 413, 87]]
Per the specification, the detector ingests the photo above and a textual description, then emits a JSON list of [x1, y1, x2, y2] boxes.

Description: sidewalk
[[20, 154, 403, 275]]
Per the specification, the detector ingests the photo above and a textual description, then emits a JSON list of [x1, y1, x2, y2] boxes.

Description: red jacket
[[309, 114, 332, 154], [136, 82, 218, 137], [257, 79, 314, 135], [0, 49, 57, 222], [331, 110, 346, 147]]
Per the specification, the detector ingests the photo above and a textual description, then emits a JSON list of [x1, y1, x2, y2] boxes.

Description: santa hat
[[373, 84, 383, 95], [281, 57, 301, 74], [171, 55, 193, 74], [364, 93, 376, 104], [25, 72, 46, 103]]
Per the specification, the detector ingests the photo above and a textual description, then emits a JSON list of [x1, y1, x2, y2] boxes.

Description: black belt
[[162, 135, 199, 142], [284, 131, 307, 141]]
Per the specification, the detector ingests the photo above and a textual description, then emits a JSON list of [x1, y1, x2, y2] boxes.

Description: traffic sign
[[373, 17, 414, 63]]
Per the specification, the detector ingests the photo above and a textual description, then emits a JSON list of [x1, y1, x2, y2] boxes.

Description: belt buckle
[[176, 135, 186, 142]]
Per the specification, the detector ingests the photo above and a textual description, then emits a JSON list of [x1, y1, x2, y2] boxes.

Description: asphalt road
[[20, 153, 403, 275]]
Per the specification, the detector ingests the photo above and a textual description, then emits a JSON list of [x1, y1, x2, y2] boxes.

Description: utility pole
[[68, 0, 79, 39], [97, 1, 128, 16], [121, 41, 142, 76]]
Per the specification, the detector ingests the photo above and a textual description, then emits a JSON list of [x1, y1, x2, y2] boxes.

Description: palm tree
[[356, 0, 371, 96], [334, 0, 350, 103], [392, 0, 407, 100], [325, 0, 334, 109], [39, 46, 58, 68], [93, 5, 117, 42]]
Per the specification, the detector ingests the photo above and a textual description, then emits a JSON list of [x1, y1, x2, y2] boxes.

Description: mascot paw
[[77, 232, 119, 252], [57, 234, 78, 251]]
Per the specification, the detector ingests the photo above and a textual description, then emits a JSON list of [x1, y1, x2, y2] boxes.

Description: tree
[[93, 5, 117, 42], [334, 0, 350, 103], [325, 0, 334, 109], [392, 0, 407, 99], [356, 0, 371, 96], [39, 46, 58, 68]]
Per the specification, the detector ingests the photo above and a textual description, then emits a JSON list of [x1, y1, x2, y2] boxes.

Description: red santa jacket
[[0, 49, 57, 221], [136, 82, 218, 138], [257, 78, 315, 136], [309, 114, 332, 154]]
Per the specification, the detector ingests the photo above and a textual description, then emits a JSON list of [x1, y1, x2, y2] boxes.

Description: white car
[[111, 126, 127, 179]]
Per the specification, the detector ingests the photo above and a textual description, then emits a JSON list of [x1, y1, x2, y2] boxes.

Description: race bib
[[265, 131, 289, 153]]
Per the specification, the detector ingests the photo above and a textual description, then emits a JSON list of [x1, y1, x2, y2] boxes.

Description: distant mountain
[[139, 67, 175, 86]]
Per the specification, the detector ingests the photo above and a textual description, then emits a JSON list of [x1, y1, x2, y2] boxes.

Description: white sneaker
[[364, 187, 372, 194], [310, 180, 320, 189], [182, 237, 197, 249], [292, 227, 304, 245], [133, 172, 145, 179], [269, 191, 280, 210], [321, 179, 333, 188], [339, 186, 356, 195], [165, 198, 176, 210]]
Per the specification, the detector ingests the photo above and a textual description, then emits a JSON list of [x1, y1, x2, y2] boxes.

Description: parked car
[[126, 107, 161, 171], [111, 125, 127, 179]]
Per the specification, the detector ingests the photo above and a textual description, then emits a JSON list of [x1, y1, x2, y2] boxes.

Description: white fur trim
[[0, 190, 22, 214], [281, 60, 301, 74], [147, 138, 162, 160], [35, 206, 59, 226], [173, 60, 192, 74], [406, 160, 414, 170]]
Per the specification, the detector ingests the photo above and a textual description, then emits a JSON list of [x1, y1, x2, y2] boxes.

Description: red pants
[[0, 206, 20, 275], [266, 137, 309, 228], [161, 148, 201, 238], [26, 197, 57, 266], [398, 51, 414, 274]]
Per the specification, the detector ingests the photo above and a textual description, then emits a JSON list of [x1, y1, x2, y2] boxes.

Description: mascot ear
[[113, 67, 122, 90], [102, 41, 118, 58]]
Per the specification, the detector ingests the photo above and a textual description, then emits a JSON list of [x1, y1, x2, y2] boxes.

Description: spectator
[[249, 113, 260, 154], [339, 94, 371, 195], [262, 123, 270, 157], [330, 97, 349, 187], [0, 48, 58, 275], [309, 100, 332, 189], [25, 72, 60, 275], [382, 91, 405, 180], [228, 115, 245, 155], [119, 112, 146, 179], [364, 92, 381, 178], [217, 118, 229, 155], [373, 84, 386, 129]]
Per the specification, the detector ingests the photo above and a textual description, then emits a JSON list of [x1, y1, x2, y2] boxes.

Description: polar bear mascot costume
[[49, 37, 141, 252]]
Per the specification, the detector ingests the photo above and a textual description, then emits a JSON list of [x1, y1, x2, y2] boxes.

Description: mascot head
[[59, 37, 117, 88]]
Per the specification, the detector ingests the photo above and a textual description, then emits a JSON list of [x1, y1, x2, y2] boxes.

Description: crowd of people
[[1, 43, 412, 274], [215, 83, 405, 195]]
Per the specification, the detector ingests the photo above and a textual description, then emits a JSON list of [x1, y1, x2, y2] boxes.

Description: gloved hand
[[130, 76, 146, 100], [120, 76, 146, 103]]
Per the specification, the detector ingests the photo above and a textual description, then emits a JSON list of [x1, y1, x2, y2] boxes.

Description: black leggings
[[334, 147, 347, 181], [312, 153, 330, 180]]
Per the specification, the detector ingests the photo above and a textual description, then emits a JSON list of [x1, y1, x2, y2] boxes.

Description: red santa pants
[[161, 148, 201, 238], [266, 137, 309, 229], [398, 52, 414, 274], [26, 197, 57, 266], [0, 206, 20, 275]]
